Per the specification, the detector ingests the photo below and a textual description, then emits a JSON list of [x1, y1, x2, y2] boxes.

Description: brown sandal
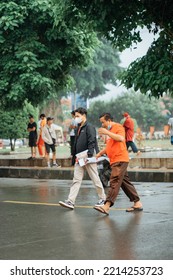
[[94, 206, 109, 215], [126, 206, 143, 212]]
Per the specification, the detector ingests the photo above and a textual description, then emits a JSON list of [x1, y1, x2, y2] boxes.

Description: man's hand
[[98, 127, 108, 135], [96, 152, 101, 159]]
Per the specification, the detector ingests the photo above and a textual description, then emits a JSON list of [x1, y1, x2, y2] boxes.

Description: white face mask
[[75, 117, 82, 124], [107, 121, 112, 130]]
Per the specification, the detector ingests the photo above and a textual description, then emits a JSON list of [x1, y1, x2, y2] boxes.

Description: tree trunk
[[10, 138, 16, 151]]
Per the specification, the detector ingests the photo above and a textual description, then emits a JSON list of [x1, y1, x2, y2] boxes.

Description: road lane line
[[2, 200, 126, 211]]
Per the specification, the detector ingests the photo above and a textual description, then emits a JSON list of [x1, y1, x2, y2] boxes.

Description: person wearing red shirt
[[94, 112, 143, 215], [123, 112, 140, 156]]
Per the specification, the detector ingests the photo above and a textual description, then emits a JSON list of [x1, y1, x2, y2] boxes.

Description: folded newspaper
[[76, 150, 109, 167], [76, 150, 88, 159], [78, 156, 109, 167]]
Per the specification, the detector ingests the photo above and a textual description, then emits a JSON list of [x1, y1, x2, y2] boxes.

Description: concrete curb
[[0, 166, 173, 182], [0, 157, 173, 169]]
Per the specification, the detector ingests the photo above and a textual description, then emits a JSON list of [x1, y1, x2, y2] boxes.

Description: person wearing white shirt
[[42, 117, 60, 168]]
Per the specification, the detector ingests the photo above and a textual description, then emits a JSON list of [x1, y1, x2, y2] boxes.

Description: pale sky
[[91, 28, 158, 102], [120, 28, 156, 67]]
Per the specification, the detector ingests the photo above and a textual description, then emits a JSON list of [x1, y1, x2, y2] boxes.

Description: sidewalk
[[1, 147, 173, 159], [0, 149, 173, 182]]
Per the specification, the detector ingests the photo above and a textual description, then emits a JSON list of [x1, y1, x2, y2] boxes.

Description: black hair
[[75, 107, 87, 116], [99, 113, 113, 121], [29, 114, 33, 118], [40, 113, 45, 118], [71, 110, 75, 115]]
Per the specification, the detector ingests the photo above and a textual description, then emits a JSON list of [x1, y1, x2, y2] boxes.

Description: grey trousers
[[68, 163, 106, 204]]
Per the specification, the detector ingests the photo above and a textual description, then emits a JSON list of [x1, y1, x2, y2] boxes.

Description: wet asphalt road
[[0, 178, 173, 260]]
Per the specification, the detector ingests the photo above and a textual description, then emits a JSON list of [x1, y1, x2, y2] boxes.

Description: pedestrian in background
[[59, 107, 106, 209], [42, 117, 60, 168], [27, 115, 37, 160], [168, 114, 173, 145], [69, 110, 77, 165], [94, 112, 143, 215], [123, 112, 141, 156], [37, 113, 46, 157]]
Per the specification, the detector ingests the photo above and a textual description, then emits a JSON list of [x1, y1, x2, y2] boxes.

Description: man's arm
[[96, 147, 107, 158], [27, 125, 36, 132], [86, 124, 97, 157], [27, 128, 34, 132], [98, 127, 124, 142], [42, 127, 50, 143]]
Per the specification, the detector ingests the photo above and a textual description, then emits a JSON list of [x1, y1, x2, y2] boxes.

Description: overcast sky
[[91, 28, 158, 102]]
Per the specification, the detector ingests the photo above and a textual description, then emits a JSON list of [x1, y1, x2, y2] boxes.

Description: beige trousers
[[68, 163, 106, 204]]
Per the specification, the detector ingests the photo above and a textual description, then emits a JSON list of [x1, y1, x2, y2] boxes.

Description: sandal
[[126, 206, 143, 212]]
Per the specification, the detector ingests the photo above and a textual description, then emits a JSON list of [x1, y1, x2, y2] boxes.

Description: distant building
[[71, 92, 87, 110]]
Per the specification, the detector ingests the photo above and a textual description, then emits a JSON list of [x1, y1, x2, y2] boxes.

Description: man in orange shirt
[[94, 113, 143, 215]]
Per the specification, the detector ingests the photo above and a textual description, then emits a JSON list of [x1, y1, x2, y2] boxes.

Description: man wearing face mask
[[94, 112, 143, 215], [59, 107, 106, 209]]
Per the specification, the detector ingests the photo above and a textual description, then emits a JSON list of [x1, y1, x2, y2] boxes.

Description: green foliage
[[0, 0, 98, 109], [88, 91, 167, 131], [0, 101, 38, 150], [71, 0, 146, 50], [120, 33, 173, 98], [71, 0, 173, 98], [71, 38, 122, 99]]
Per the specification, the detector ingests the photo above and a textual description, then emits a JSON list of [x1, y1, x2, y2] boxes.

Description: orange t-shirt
[[40, 118, 46, 128], [106, 123, 129, 165]]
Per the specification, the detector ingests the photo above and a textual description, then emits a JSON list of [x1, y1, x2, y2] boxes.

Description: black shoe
[[27, 156, 33, 160]]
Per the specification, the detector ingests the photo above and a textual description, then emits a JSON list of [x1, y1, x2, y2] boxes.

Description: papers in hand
[[76, 150, 109, 167], [78, 156, 109, 167], [76, 150, 88, 159]]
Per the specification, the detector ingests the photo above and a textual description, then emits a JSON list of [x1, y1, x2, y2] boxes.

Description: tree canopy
[[71, 0, 173, 98], [0, 0, 98, 109], [71, 38, 122, 100], [88, 91, 167, 131], [2, 0, 172, 109]]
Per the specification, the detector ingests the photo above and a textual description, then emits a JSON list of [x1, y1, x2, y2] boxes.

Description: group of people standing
[[27, 114, 60, 168]]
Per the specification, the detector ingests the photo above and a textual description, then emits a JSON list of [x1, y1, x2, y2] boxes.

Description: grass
[[0, 144, 71, 158], [0, 138, 173, 156], [137, 138, 173, 150]]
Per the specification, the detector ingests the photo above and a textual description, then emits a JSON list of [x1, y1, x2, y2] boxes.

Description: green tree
[[71, 38, 122, 99], [0, 0, 98, 109], [88, 91, 166, 131], [71, 0, 173, 98], [39, 37, 122, 123], [0, 102, 38, 151]]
